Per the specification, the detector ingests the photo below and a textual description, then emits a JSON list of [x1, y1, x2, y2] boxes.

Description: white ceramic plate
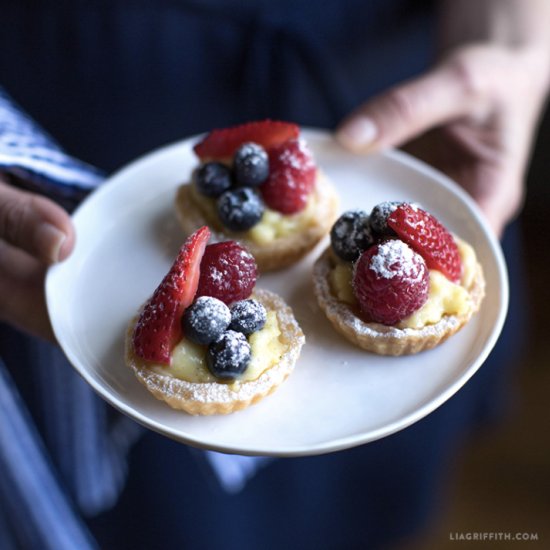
[[46, 130, 508, 457]]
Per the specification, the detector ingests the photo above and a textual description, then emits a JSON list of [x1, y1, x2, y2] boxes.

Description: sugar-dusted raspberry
[[260, 139, 316, 214], [387, 203, 462, 283], [196, 241, 257, 305], [353, 240, 429, 325]]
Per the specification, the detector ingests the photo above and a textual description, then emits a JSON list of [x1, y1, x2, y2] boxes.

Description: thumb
[[0, 180, 75, 264], [336, 55, 485, 153]]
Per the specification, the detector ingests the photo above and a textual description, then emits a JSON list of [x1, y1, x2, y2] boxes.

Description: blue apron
[[0, 1, 527, 548]]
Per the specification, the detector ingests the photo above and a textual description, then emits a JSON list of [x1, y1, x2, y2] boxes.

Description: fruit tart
[[125, 226, 305, 415], [313, 202, 485, 355], [175, 120, 339, 272]]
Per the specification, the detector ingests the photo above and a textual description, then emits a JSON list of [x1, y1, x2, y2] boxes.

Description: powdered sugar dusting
[[369, 240, 424, 282], [277, 138, 315, 171]]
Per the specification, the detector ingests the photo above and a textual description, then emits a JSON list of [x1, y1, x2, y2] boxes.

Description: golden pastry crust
[[125, 289, 305, 415], [174, 171, 339, 272], [312, 248, 485, 356]]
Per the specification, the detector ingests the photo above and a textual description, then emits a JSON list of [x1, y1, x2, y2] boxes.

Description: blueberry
[[369, 201, 403, 236], [206, 330, 251, 381], [195, 162, 232, 198], [182, 296, 231, 345], [233, 142, 269, 187], [330, 210, 375, 262], [217, 187, 264, 231], [230, 299, 267, 335]]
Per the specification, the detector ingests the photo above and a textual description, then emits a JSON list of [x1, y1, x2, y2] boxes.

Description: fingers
[[0, 180, 75, 264], [0, 240, 54, 340], [336, 51, 489, 153]]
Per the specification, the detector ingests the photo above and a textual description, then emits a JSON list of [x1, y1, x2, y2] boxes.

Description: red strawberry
[[196, 241, 257, 304], [353, 240, 429, 325], [387, 204, 462, 283], [132, 226, 211, 364], [193, 120, 299, 159], [260, 139, 316, 214]]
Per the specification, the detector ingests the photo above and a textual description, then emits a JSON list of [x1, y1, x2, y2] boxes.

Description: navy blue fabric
[[0, 1, 528, 548], [0, 358, 98, 550], [0, 0, 434, 172]]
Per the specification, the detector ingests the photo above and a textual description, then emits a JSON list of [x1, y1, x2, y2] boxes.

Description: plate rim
[[45, 129, 509, 457]]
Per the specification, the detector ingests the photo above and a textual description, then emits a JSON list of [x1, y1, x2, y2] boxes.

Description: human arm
[[336, 0, 550, 237]]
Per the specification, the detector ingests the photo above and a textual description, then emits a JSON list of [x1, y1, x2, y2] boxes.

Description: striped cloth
[[0, 87, 269, 549]]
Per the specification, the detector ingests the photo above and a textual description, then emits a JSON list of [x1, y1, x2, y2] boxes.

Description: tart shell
[[312, 248, 485, 356], [125, 289, 305, 415], [174, 171, 339, 272]]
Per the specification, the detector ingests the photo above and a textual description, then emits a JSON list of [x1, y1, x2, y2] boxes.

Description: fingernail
[[338, 117, 378, 149], [35, 223, 67, 263]]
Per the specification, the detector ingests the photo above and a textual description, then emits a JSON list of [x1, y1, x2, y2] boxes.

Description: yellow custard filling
[[329, 238, 477, 328], [150, 311, 285, 384], [189, 179, 319, 245]]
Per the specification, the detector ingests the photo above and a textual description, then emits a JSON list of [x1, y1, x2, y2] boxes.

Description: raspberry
[[196, 241, 257, 304], [387, 204, 462, 283], [193, 120, 299, 160], [260, 139, 316, 214], [353, 240, 429, 325]]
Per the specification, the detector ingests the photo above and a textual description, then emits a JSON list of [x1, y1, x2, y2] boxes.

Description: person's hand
[[336, 44, 550, 237], [0, 176, 75, 339]]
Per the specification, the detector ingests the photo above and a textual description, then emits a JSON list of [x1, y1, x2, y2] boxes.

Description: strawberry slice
[[387, 204, 462, 283], [132, 226, 211, 364], [193, 120, 299, 159]]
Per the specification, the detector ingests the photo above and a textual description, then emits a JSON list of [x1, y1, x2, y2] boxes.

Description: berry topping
[[260, 139, 317, 214], [217, 187, 265, 231], [194, 120, 300, 160], [353, 239, 429, 325], [233, 142, 269, 187], [369, 201, 403, 237], [195, 162, 232, 198], [330, 210, 375, 262], [387, 204, 462, 283], [206, 330, 252, 381], [196, 241, 257, 305], [182, 296, 231, 345], [132, 226, 211, 364], [230, 299, 267, 335]]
